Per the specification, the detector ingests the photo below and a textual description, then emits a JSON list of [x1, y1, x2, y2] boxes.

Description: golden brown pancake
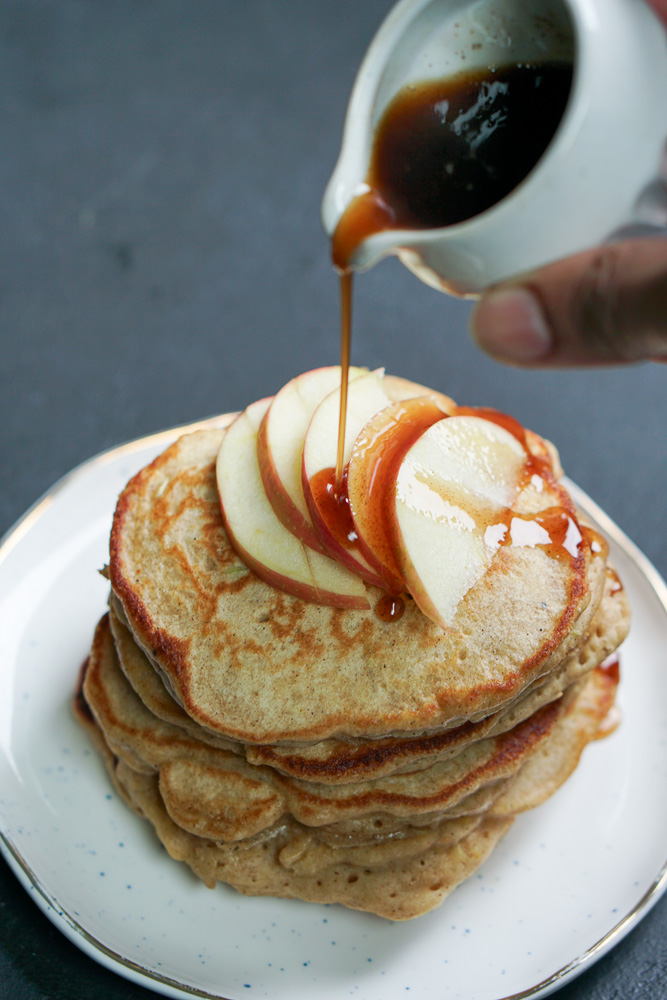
[[490, 657, 620, 816], [74, 685, 513, 920], [108, 596, 241, 753], [74, 624, 617, 919], [74, 671, 513, 920], [82, 615, 546, 837], [108, 427, 609, 744], [243, 567, 628, 780], [82, 614, 618, 841], [114, 763, 514, 920], [108, 564, 628, 783], [76, 394, 629, 921]]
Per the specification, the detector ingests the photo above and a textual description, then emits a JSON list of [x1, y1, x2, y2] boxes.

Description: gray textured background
[[1, 2, 666, 997]]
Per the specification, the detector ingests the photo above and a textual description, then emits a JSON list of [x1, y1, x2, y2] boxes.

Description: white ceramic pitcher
[[322, 0, 667, 295]]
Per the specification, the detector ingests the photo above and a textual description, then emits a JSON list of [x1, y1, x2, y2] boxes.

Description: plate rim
[[1, 419, 666, 1000]]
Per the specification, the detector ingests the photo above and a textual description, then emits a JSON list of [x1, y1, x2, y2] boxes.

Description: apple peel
[[347, 396, 450, 594], [217, 398, 369, 610], [257, 365, 366, 556]]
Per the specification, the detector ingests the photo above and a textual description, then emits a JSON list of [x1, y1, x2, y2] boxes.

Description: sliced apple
[[301, 370, 454, 587], [301, 370, 398, 586], [391, 415, 528, 628], [383, 375, 456, 414], [257, 365, 365, 555], [216, 397, 369, 609], [347, 396, 449, 593]]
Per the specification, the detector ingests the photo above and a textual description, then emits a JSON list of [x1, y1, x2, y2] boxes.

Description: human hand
[[470, 0, 667, 367]]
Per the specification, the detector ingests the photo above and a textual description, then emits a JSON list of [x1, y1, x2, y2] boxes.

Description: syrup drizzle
[[331, 63, 573, 491], [309, 466, 358, 550], [375, 593, 405, 622], [593, 653, 622, 740], [335, 271, 353, 492], [347, 395, 449, 590], [490, 507, 583, 562]]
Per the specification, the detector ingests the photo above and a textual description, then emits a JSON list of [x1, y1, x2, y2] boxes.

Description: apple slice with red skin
[[257, 365, 365, 555], [383, 376, 455, 415], [347, 396, 450, 593], [390, 414, 529, 628], [301, 370, 396, 586], [301, 371, 454, 587], [216, 397, 369, 609]]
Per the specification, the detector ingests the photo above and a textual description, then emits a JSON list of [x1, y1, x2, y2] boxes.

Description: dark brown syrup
[[334, 271, 353, 491], [375, 593, 405, 622], [494, 506, 583, 562], [599, 652, 621, 685], [455, 405, 564, 495], [309, 466, 358, 550], [332, 61, 573, 270]]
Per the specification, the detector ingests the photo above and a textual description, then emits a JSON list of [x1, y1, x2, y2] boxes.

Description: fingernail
[[470, 287, 553, 363]]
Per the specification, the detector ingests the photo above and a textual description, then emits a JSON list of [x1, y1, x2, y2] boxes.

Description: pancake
[[74, 629, 617, 919], [82, 615, 549, 837], [110, 761, 514, 920], [74, 681, 513, 920], [243, 567, 628, 780], [108, 427, 608, 745], [108, 597, 242, 753], [83, 613, 618, 841], [490, 656, 620, 816], [108, 566, 628, 783], [76, 385, 629, 921]]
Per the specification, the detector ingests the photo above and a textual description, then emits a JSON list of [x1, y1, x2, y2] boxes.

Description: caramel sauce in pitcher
[[333, 60, 573, 270]]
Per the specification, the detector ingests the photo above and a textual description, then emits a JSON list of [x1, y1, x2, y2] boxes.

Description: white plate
[[1, 420, 667, 1000]]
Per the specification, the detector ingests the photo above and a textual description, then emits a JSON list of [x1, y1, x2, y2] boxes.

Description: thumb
[[469, 237, 667, 366], [648, 0, 667, 26]]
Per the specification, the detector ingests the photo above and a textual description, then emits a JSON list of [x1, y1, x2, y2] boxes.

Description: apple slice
[[391, 415, 528, 628], [383, 375, 455, 414], [347, 396, 449, 593], [257, 366, 365, 555], [301, 370, 396, 586], [301, 370, 454, 587], [217, 398, 369, 609]]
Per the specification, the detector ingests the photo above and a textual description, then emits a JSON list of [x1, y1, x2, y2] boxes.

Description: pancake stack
[[74, 399, 629, 920]]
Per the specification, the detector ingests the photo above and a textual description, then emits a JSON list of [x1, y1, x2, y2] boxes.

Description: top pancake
[[109, 426, 608, 744]]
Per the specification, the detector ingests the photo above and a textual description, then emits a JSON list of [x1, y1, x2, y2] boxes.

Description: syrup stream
[[335, 270, 353, 492]]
